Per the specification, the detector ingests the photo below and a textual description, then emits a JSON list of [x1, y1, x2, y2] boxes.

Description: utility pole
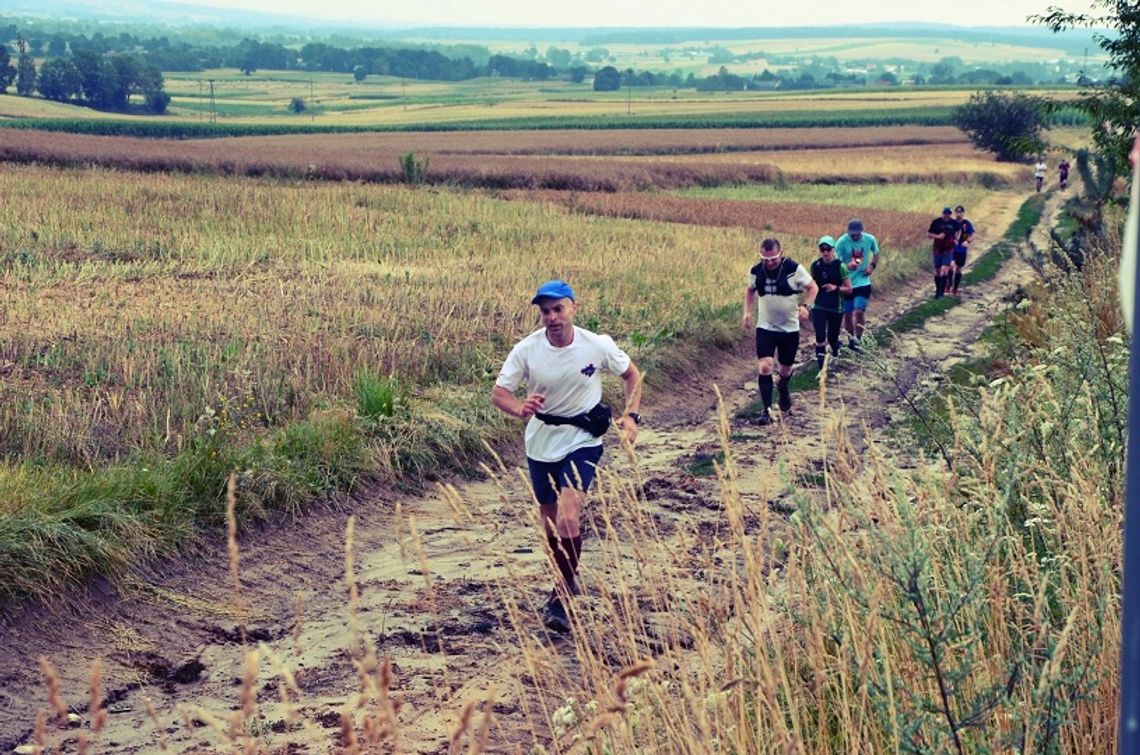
[[402, 78, 407, 111], [627, 85, 631, 115], [310, 79, 314, 122], [198, 79, 203, 122], [207, 78, 216, 124]]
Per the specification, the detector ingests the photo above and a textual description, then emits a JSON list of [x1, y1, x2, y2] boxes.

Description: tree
[[1035, 1, 1140, 174], [953, 90, 1047, 161], [0, 44, 15, 91], [928, 56, 962, 84], [107, 54, 141, 110], [138, 64, 170, 113], [46, 35, 68, 57], [545, 47, 571, 69], [15, 36, 35, 96], [37, 57, 82, 102], [353, 64, 366, 82], [288, 96, 307, 113], [593, 65, 621, 92]]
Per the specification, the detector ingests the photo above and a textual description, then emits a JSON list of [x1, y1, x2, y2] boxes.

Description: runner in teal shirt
[[833, 218, 880, 352]]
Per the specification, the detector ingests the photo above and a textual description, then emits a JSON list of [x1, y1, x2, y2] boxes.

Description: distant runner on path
[[741, 238, 819, 425], [835, 218, 879, 353], [1035, 158, 1047, 193], [810, 235, 852, 368], [1059, 158, 1071, 190], [491, 280, 642, 633], [927, 206, 959, 299], [950, 204, 975, 297]]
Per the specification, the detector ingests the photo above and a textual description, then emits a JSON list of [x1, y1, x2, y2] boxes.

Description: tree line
[[0, 37, 169, 113]]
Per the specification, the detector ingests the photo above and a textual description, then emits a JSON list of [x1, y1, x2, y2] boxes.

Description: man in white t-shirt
[[492, 279, 642, 633], [741, 238, 818, 425]]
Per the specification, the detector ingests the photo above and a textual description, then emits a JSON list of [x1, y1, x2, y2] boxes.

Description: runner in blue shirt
[[951, 204, 975, 297], [834, 219, 879, 353]]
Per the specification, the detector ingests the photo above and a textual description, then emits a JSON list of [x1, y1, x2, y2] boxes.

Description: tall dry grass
[[0, 164, 753, 465], [22, 372, 1115, 752]]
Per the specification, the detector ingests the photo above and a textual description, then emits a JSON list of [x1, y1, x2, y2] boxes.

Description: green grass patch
[[686, 450, 726, 476], [883, 295, 961, 337], [675, 183, 996, 214], [1003, 192, 1047, 241], [0, 106, 955, 139], [0, 408, 369, 604]]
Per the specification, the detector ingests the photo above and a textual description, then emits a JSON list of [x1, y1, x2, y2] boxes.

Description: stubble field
[[0, 107, 1120, 754]]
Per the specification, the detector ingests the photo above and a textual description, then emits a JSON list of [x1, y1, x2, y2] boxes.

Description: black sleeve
[[928, 219, 942, 234]]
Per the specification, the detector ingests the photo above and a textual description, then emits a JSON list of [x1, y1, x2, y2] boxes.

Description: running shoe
[[542, 593, 571, 633], [848, 339, 861, 354], [755, 408, 772, 426]]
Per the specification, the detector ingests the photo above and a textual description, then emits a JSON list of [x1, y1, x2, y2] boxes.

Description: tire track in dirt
[[0, 187, 1068, 754]]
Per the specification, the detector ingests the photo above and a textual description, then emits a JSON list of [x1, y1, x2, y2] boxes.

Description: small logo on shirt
[[580, 363, 597, 377]]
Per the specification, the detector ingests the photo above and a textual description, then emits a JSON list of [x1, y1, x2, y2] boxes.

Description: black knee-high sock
[[548, 533, 581, 592], [953, 270, 962, 291], [935, 274, 945, 296], [758, 374, 774, 408]]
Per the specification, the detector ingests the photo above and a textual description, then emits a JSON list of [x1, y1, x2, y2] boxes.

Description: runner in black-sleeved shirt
[[809, 235, 852, 368]]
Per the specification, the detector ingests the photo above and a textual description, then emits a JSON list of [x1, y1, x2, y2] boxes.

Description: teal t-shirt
[[835, 232, 879, 288]]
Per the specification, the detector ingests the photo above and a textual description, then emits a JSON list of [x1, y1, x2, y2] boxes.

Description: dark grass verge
[[0, 307, 741, 609], [894, 315, 1015, 458], [0, 106, 956, 139], [736, 192, 1047, 418]]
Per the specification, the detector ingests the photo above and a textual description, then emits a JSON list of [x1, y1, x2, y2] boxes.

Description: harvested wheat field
[[0, 125, 1006, 189], [0, 108, 1120, 755]]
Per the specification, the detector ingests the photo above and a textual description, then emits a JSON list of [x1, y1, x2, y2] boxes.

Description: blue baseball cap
[[531, 279, 575, 304], [942, 207, 952, 215], [847, 218, 863, 233]]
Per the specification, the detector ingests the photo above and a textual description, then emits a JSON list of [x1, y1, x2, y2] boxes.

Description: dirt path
[[0, 188, 1069, 754]]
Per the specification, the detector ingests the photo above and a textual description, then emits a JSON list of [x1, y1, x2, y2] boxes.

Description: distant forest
[[0, 14, 1106, 94]]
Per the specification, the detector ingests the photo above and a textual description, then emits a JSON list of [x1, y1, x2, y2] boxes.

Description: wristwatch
[[626, 412, 642, 425]]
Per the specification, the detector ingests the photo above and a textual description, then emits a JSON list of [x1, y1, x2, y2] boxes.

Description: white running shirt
[[749, 263, 813, 333], [496, 326, 632, 462]]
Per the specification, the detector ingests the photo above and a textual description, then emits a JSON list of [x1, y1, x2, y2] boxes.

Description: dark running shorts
[[844, 285, 872, 313], [527, 444, 604, 506], [933, 251, 953, 269], [756, 327, 800, 366], [953, 246, 968, 267]]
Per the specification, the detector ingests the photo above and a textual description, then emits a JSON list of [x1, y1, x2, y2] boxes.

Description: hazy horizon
[[46, 0, 1103, 30]]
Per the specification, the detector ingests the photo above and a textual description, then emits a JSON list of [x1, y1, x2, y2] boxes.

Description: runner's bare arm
[[616, 363, 643, 445], [491, 385, 545, 419], [799, 280, 819, 319], [742, 286, 756, 329]]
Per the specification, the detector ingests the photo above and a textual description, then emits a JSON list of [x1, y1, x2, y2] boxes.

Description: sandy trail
[[0, 187, 1068, 754]]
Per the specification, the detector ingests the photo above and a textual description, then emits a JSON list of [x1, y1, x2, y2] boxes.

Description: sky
[[183, 0, 1101, 29]]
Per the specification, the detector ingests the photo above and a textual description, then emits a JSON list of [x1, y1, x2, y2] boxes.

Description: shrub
[[399, 150, 430, 184], [953, 91, 1047, 161]]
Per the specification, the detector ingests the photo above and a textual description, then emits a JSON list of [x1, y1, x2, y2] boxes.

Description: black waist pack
[[535, 403, 613, 437]]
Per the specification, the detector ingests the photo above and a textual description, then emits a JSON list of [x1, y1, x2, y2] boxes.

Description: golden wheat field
[[0, 164, 762, 462]]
